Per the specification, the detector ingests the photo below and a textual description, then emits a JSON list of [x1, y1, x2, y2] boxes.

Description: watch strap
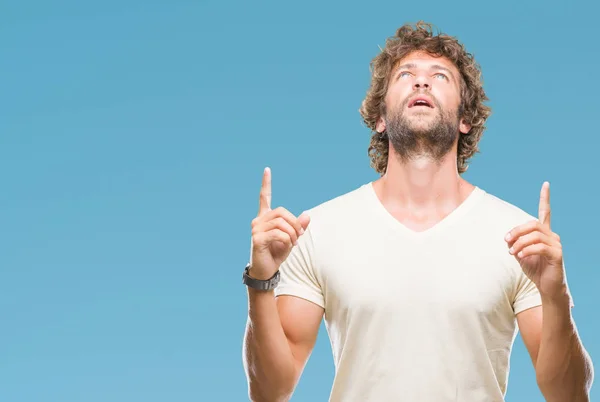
[[242, 264, 280, 291]]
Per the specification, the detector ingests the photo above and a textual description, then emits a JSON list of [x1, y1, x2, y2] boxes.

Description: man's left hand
[[505, 182, 568, 300]]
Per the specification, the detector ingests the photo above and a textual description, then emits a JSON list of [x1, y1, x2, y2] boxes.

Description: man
[[241, 22, 594, 401]]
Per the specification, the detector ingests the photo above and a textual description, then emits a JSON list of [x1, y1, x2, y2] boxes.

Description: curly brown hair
[[359, 21, 492, 174]]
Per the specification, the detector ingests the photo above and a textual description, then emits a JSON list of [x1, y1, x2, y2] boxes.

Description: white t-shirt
[[275, 182, 547, 402]]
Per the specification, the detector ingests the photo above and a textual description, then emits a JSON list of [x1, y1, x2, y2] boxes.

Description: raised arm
[[242, 168, 324, 401]]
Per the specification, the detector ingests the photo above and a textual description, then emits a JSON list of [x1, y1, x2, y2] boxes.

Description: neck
[[374, 142, 473, 210]]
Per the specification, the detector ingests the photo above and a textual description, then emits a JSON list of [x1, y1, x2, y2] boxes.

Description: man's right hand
[[249, 167, 310, 280]]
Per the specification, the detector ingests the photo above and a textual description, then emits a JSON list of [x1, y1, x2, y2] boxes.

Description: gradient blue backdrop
[[1, 1, 597, 401]]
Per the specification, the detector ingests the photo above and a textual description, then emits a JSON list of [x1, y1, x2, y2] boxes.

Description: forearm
[[536, 291, 594, 401], [243, 288, 296, 402]]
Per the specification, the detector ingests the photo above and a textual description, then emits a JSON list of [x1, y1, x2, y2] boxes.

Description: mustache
[[401, 90, 442, 109]]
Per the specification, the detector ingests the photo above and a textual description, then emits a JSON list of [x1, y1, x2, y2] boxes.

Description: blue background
[[1, 0, 597, 401]]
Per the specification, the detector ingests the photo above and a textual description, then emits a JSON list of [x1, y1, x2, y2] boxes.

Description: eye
[[434, 73, 448, 81], [398, 71, 412, 79]]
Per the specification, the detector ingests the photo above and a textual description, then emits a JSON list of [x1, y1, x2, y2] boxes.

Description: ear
[[376, 116, 386, 133], [459, 118, 471, 134]]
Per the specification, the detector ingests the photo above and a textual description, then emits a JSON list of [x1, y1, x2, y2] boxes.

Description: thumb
[[298, 212, 311, 231]]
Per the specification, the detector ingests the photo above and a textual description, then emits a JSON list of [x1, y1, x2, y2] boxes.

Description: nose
[[413, 74, 430, 91]]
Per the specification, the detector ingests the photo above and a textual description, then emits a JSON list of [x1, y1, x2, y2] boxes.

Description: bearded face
[[384, 90, 461, 163], [376, 52, 468, 165]]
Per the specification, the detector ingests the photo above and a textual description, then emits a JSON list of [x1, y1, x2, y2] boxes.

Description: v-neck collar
[[364, 181, 485, 238]]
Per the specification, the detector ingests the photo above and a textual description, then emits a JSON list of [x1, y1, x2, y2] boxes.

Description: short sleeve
[[513, 270, 542, 315], [513, 264, 575, 315], [274, 223, 325, 308]]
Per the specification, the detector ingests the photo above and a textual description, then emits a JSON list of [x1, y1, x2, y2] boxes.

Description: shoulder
[[303, 182, 372, 223], [475, 187, 537, 230]]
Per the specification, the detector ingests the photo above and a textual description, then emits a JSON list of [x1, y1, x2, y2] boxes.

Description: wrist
[[540, 284, 571, 306], [243, 263, 280, 291], [248, 265, 275, 281], [541, 287, 573, 318]]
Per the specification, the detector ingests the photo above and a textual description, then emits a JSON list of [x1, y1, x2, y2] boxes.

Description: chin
[[406, 118, 436, 133]]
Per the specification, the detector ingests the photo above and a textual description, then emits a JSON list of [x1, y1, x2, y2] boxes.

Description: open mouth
[[408, 97, 434, 108]]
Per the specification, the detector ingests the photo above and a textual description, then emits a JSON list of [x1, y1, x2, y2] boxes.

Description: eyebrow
[[394, 63, 457, 82]]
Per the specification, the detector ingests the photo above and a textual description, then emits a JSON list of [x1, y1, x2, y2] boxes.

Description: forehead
[[393, 50, 458, 73]]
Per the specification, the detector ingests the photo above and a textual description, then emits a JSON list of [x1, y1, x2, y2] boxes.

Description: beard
[[384, 95, 460, 164]]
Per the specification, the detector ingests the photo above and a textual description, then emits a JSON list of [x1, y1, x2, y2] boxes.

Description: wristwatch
[[242, 263, 280, 291]]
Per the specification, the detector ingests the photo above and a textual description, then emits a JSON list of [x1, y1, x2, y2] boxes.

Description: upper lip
[[408, 95, 434, 108]]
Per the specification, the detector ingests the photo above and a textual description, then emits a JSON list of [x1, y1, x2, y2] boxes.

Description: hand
[[505, 182, 567, 299], [249, 167, 310, 280]]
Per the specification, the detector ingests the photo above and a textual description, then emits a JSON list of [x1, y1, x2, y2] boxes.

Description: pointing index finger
[[258, 167, 272, 215], [538, 181, 551, 227]]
